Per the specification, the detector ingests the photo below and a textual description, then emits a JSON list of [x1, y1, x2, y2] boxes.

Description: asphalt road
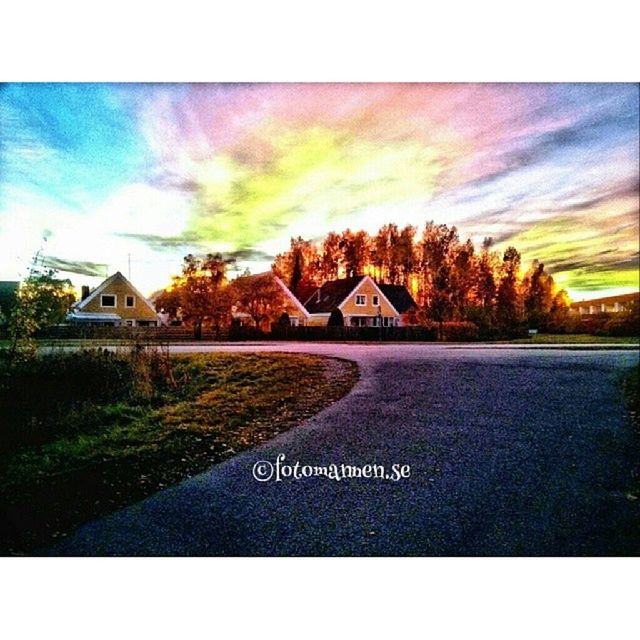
[[48, 343, 639, 556]]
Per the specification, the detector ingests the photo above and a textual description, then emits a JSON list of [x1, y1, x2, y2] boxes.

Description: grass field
[[499, 334, 639, 345], [0, 351, 358, 554], [621, 364, 639, 502], [2, 333, 638, 349], [623, 364, 639, 428]]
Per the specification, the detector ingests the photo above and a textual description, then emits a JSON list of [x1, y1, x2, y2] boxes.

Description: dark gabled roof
[[304, 276, 365, 313], [378, 284, 418, 314]]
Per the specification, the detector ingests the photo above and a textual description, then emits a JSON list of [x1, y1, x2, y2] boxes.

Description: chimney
[[81, 285, 90, 300]]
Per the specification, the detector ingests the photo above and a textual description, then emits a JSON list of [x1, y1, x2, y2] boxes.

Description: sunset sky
[[0, 83, 638, 300]]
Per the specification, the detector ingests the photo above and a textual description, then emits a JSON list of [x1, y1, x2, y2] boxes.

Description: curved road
[[48, 343, 639, 556]]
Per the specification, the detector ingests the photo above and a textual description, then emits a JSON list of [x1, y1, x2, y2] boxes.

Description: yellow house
[[304, 275, 417, 327], [67, 272, 158, 326]]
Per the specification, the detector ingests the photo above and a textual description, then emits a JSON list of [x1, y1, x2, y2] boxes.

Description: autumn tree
[[230, 273, 286, 330], [419, 222, 459, 313], [269, 221, 569, 338], [496, 246, 523, 330], [549, 289, 571, 330], [290, 247, 304, 297], [522, 260, 555, 329], [385, 224, 401, 283], [429, 265, 454, 337], [340, 229, 370, 278], [462, 240, 500, 336], [449, 239, 476, 319], [321, 232, 342, 281], [180, 253, 234, 339], [273, 237, 321, 300], [372, 225, 392, 282], [475, 242, 499, 310], [154, 277, 183, 321], [395, 225, 417, 287]]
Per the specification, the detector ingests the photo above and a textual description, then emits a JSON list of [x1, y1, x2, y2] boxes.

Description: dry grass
[[0, 352, 358, 554]]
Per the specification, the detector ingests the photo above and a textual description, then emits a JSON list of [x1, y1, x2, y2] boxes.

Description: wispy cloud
[[1, 83, 637, 296], [40, 256, 109, 278]]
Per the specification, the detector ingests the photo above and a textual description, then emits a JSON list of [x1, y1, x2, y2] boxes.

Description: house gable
[[273, 275, 310, 320], [76, 272, 157, 321], [338, 276, 399, 317], [377, 283, 418, 314], [302, 275, 419, 325], [303, 276, 365, 314]]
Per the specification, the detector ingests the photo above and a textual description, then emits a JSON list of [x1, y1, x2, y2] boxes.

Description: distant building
[[66, 272, 158, 326], [570, 292, 639, 316], [303, 275, 418, 327]]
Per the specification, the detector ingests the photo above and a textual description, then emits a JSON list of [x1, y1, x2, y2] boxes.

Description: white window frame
[[355, 294, 367, 306], [100, 294, 117, 308], [125, 295, 136, 308], [372, 295, 379, 307]]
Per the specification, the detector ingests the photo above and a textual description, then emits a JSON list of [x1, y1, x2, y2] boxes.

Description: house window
[[101, 294, 116, 308], [125, 320, 134, 327], [355, 294, 366, 306], [126, 295, 135, 308], [372, 295, 379, 306]]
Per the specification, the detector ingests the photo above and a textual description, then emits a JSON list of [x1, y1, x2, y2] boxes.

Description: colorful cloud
[[0, 83, 638, 298]]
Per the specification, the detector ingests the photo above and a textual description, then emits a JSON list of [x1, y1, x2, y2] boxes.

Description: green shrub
[[601, 315, 640, 337], [0, 348, 174, 451], [440, 321, 480, 341]]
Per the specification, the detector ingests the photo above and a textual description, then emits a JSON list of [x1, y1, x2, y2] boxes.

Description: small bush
[[600, 315, 640, 337], [229, 325, 266, 341], [328, 309, 344, 327], [440, 321, 480, 341]]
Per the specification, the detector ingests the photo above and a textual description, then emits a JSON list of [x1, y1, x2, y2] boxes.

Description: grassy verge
[[498, 334, 639, 345], [622, 364, 639, 428], [0, 351, 358, 554], [622, 364, 639, 501]]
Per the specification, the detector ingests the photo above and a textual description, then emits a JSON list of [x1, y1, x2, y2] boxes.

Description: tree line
[[272, 222, 571, 336], [155, 255, 288, 338]]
